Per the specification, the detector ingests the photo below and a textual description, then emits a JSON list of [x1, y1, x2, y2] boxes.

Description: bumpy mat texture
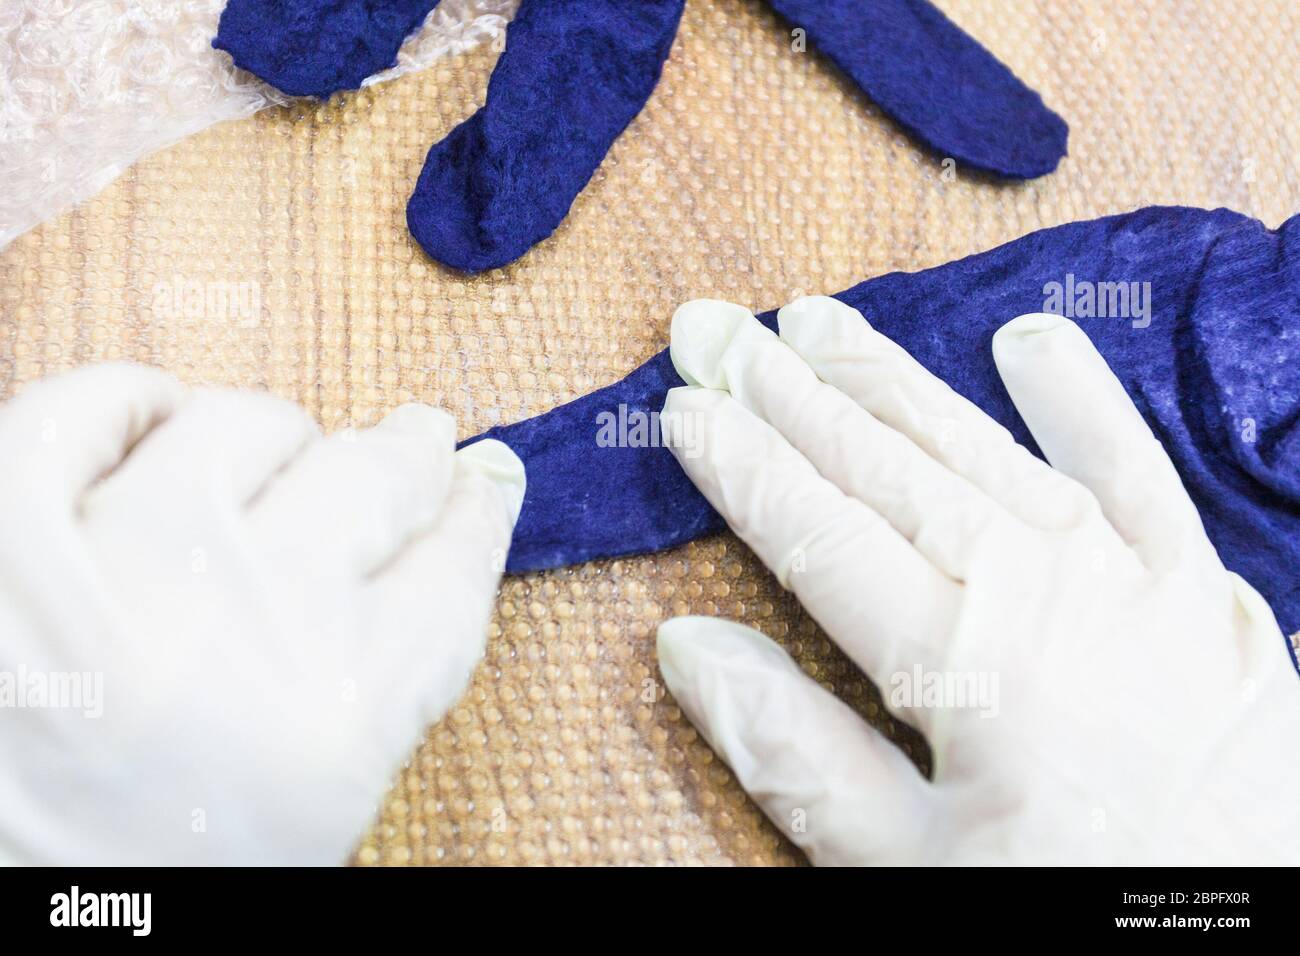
[[2, 0, 1298, 865]]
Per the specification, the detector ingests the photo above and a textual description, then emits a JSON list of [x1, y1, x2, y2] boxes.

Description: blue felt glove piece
[[406, 0, 686, 273], [466, 206, 1300, 640], [214, 0, 1067, 271], [766, 0, 1067, 178], [214, 0, 440, 97]]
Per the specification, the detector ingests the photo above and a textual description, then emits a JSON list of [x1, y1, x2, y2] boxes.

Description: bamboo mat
[[1, 0, 1297, 865]]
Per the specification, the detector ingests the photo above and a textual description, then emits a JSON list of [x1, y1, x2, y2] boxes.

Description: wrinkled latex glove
[[656, 297, 1300, 865], [0, 364, 525, 865]]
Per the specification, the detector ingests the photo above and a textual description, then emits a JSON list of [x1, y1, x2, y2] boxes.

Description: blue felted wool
[[405, 0, 686, 273], [466, 206, 1300, 641], [407, 0, 1066, 271], [765, 0, 1067, 178], [215, 0, 1066, 271], [214, 0, 440, 98]]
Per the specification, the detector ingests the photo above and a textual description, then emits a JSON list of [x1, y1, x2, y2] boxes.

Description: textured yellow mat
[[1, 0, 1297, 865]]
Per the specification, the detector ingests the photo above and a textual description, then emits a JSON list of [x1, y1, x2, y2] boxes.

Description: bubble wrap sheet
[[1, 0, 1298, 866], [0, 0, 518, 250]]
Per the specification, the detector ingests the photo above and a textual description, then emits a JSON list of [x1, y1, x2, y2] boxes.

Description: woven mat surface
[[2, 0, 1297, 866]]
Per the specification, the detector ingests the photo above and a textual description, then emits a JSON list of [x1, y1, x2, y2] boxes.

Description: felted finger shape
[[214, 0, 442, 98], [406, 0, 686, 273], [764, 0, 1068, 178]]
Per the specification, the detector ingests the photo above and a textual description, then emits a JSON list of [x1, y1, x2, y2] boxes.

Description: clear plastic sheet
[[0, 0, 519, 250]]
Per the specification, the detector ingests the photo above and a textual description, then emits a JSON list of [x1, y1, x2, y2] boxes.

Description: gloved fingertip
[[657, 617, 812, 779], [455, 438, 527, 528], [375, 403, 456, 444], [661, 382, 726, 416], [668, 299, 755, 389], [656, 615, 713, 702], [656, 615, 791, 691], [655, 614, 705, 665], [24, 362, 185, 406], [776, 295, 869, 351], [992, 312, 1080, 355]]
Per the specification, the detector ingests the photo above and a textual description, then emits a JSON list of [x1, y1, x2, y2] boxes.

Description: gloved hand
[[656, 297, 1300, 865], [0, 364, 524, 865]]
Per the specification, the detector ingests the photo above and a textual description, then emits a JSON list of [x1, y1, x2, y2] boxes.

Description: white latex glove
[[0, 364, 524, 865], [656, 297, 1300, 866]]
